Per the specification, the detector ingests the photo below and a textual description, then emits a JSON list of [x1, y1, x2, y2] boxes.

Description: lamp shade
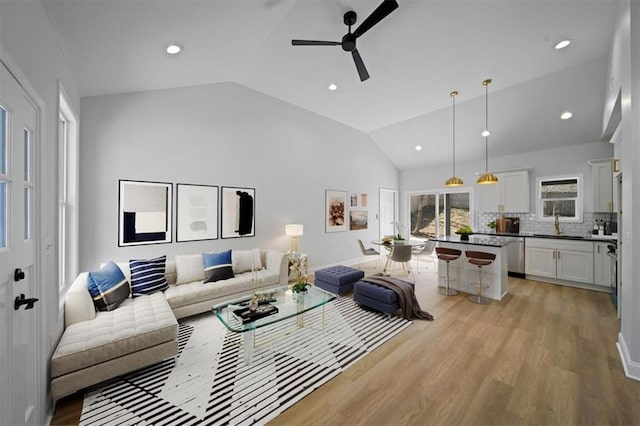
[[285, 224, 304, 237]]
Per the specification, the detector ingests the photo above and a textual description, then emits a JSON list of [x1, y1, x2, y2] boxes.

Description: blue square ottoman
[[314, 265, 365, 295], [353, 279, 415, 317]]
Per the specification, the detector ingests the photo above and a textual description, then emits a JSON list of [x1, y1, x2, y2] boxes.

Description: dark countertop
[[434, 235, 518, 247], [476, 231, 618, 242]]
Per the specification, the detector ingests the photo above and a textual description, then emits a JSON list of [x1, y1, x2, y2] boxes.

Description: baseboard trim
[[617, 332, 640, 381]]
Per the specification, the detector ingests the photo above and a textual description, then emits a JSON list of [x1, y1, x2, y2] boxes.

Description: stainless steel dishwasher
[[505, 237, 525, 277]]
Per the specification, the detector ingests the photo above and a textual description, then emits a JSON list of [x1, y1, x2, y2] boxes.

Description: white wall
[[79, 82, 399, 270], [0, 0, 81, 423], [618, 0, 640, 380]]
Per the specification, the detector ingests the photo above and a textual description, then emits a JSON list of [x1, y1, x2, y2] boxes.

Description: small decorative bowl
[[455, 232, 473, 241]]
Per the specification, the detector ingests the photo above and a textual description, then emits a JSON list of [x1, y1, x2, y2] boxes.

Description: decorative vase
[[249, 296, 258, 312], [460, 234, 469, 241]]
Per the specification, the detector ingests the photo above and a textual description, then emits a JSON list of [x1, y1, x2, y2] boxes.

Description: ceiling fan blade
[[352, 49, 370, 81], [352, 0, 399, 38], [292, 39, 342, 46]]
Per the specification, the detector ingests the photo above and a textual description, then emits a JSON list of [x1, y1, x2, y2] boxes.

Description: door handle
[[14, 293, 38, 310], [14, 268, 25, 282]]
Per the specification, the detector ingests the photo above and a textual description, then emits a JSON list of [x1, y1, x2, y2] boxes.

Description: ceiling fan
[[291, 0, 399, 82]]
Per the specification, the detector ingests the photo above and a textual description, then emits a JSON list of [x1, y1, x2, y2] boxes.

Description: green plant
[[291, 281, 310, 293], [487, 221, 496, 229], [456, 226, 473, 234]]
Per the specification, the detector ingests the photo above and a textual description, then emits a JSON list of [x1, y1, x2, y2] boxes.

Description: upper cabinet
[[590, 159, 613, 212], [479, 170, 530, 213]]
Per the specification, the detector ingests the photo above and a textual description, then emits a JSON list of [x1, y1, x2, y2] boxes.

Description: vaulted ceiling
[[42, 0, 621, 170]]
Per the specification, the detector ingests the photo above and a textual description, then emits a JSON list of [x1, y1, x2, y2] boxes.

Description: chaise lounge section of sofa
[[51, 248, 288, 401]]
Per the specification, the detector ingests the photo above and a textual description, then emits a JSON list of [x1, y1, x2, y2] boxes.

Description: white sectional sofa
[[51, 248, 288, 400]]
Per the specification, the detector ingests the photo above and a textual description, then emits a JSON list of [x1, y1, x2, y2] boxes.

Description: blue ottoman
[[314, 265, 365, 295], [353, 280, 415, 317]]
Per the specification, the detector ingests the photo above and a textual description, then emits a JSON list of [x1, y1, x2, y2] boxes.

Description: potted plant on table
[[455, 226, 474, 241], [289, 253, 309, 297]]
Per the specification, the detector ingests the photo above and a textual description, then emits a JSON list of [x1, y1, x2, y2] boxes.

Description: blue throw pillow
[[203, 250, 234, 283], [87, 261, 130, 311], [129, 255, 168, 297]]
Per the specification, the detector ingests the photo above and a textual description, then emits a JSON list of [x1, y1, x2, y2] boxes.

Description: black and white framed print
[[221, 186, 255, 239], [326, 189, 347, 233], [176, 184, 219, 242], [118, 180, 172, 246]]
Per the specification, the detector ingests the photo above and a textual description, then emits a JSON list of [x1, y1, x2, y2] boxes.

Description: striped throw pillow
[[87, 261, 130, 311], [203, 250, 235, 283], [129, 255, 169, 297]]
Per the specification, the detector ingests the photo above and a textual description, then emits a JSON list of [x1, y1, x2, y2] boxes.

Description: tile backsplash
[[478, 212, 617, 236]]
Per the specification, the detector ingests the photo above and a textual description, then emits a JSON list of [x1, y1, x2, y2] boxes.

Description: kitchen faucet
[[554, 214, 562, 235]]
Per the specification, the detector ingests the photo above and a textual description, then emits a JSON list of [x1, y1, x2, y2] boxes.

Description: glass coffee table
[[213, 285, 336, 365]]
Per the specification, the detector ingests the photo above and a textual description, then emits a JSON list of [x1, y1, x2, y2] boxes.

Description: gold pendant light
[[445, 90, 464, 187], [477, 78, 499, 185]]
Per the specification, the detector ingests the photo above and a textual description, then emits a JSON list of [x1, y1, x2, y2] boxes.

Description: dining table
[[370, 239, 428, 273]]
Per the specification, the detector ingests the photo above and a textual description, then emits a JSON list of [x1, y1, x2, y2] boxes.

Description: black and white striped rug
[[79, 297, 411, 426]]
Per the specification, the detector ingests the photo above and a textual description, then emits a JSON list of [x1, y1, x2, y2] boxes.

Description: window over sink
[[537, 175, 583, 222]]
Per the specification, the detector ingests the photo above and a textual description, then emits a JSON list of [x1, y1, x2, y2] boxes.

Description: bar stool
[[435, 247, 461, 296], [465, 250, 496, 305]]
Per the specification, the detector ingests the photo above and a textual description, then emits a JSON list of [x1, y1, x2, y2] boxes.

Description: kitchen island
[[434, 235, 518, 301]]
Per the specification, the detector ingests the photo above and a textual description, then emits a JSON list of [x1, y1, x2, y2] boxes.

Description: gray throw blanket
[[361, 275, 434, 321]]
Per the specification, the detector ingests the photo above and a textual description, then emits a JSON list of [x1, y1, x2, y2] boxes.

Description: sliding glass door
[[408, 189, 471, 240]]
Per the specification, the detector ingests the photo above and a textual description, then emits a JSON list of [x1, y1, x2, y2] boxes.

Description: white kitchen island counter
[[435, 236, 517, 301]]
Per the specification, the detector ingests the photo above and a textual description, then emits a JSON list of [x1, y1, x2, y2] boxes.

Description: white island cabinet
[[435, 236, 515, 301]]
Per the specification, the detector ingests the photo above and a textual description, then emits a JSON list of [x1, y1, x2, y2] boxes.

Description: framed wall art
[[325, 189, 347, 233], [176, 183, 219, 242], [221, 186, 255, 238], [349, 210, 368, 231], [118, 180, 172, 246]]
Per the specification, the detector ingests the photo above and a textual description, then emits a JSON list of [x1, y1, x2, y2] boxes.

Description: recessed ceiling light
[[560, 111, 573, 120], [415, 145, 422, 151], [554, 39, 571, 50], [481, 130, 491, 137], [328, 83, 337, 91], [165, 44, 183, 55]]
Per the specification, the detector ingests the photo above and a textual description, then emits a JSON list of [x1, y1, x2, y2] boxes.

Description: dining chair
[[387, 244, 414, 281], [411, 240, 436, 273], [358, 239, 381, 268]]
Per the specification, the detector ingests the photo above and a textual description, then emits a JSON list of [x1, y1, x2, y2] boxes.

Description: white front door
[[0, 60, 39, 426]]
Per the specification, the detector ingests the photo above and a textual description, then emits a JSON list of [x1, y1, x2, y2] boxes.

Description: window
[[58, 88, 78, 292], [0, 106, 7, 248], [408, 189, 471, 239], [537, 175, 582, 222]]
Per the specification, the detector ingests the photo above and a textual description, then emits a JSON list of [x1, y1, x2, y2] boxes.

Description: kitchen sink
[[532, 233, 584, 239]]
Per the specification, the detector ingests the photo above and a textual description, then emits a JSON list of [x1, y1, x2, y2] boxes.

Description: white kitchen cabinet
[[593, 241, 613, 287], [479, 170, 530, 213], [590, 159, 613, 212], [525, 238, 593, 284]]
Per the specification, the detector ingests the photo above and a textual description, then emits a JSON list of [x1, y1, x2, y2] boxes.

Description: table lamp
[[285, 224, 304, 253]]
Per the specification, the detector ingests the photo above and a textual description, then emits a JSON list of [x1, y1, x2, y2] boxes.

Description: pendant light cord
[[484, 79, 490, 173], [452, 91, 456, 177]]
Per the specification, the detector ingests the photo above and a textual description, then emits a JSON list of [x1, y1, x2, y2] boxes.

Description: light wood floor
[[52, 258, 640, 425]]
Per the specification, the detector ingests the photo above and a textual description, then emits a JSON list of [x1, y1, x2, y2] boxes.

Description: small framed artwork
[[118, 180, 172, 246], [350, 193, 358, 207], [361, 193, 368, 207], [325, 189, 347, 233], [349, 210, 368, 231], [176, 184, 219, 242], [221, 186, 255, 238]]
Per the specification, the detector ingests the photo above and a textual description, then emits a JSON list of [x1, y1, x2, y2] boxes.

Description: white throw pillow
[[175, 254, 205, 284], [232, 249, 261, 274]]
